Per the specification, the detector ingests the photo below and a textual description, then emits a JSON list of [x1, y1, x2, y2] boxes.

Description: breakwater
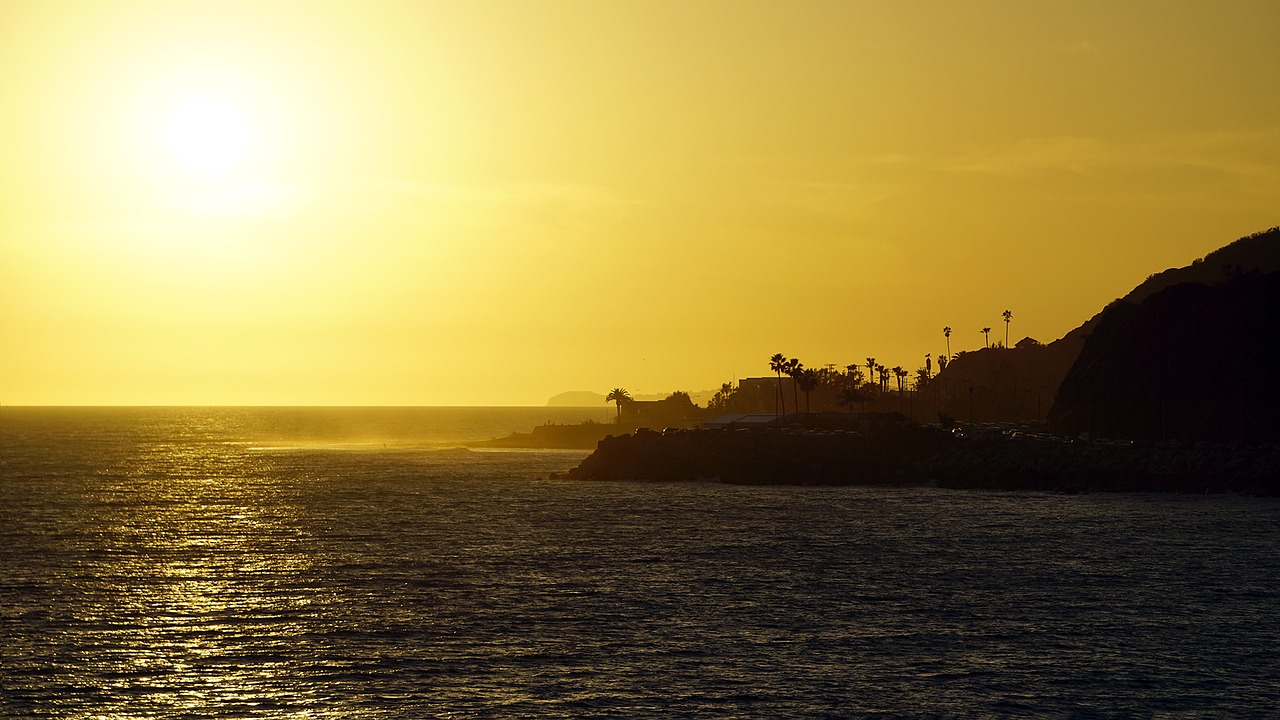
[[561, 426, 1280, 495]]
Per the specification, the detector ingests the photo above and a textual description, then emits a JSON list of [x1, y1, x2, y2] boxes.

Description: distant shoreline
[[467, 421, 636, 450]]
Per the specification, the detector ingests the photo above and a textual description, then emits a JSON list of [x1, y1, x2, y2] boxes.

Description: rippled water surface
[[2, 408, 1279, 717]]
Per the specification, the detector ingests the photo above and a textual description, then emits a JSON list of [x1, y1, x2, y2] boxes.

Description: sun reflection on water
[[69, 439, 343, 717]]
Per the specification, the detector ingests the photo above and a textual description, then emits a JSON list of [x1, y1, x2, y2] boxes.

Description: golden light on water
[[84, 442, 326, 715], [1, 1, 1277, 405]]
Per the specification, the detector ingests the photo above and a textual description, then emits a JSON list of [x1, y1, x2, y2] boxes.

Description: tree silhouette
[[837, 386, 861, 414], [892, 366, 908, 412], [796, 368, 818, 413], [915, 366, 931, 390], [943, 326, 952, 360], [1003, 309, 1013, 347], [981, 326, 992, 349], [866, 357, 876, 388], [605, 388, 631, 420], [708, 382, 735, 413], [786, 358, 803, 414], [842, 364, 865, 393], [769, 353, 788, 416]]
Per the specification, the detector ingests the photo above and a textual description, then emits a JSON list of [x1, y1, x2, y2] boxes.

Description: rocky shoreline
[[557, 425, 1280, 496]]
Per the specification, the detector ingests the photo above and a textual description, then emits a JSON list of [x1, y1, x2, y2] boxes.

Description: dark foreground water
[[2, 408, 1279, 718]]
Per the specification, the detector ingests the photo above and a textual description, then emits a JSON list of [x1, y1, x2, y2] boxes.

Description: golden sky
[[2, 0, 1277, 405]]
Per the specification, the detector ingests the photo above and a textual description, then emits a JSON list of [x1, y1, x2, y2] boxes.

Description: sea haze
[[2, 407, 1278, 717]]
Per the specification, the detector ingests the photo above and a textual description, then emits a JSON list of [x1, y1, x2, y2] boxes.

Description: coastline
[[465, 420, 633, 450], [554, 424, 1280, 496]]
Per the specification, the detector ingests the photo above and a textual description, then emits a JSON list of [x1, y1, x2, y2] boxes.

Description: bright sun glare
[[166, 97, 251, 176]]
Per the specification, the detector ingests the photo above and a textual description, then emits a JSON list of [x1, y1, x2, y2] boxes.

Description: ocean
[[2, 407, 1278, 718]]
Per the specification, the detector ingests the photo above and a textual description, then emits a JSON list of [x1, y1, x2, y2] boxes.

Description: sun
[[165, 97, 251, 176]]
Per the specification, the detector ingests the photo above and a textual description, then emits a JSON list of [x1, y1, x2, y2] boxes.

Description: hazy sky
[[2, 0, 1277, 405]]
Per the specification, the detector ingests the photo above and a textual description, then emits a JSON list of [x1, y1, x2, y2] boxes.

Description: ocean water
[[2, 407, 1278, 718]]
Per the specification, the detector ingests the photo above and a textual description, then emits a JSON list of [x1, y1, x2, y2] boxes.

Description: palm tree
[[938, 354, 949, 372], [943, 326, 952, 360], [843, 364, 865, 388], [786, 358, 803, 414], [981, 327, 991, 349], [878, 365, 889, 392], [915, 367, 932, 394], [1002, 310, 1013, 347], [866, 357, 876, 388], [892, 366, 908, 412], [837, 386, 860, 414], [796, 368, 818, 413], [605, 388, 631, 421], [769, 352, 788, 416]]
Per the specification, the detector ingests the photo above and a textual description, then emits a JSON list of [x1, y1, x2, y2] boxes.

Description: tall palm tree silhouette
[[785, 358, 803, 414], [981, 327, 992, 349], [892, 366, 908, 412], [769, 353, 788, 416], [605, 388, 631, 420], [796, 369, 818, 413], [1002, 310, 1013, 347], [866, 357, 876, 388], [943, 326, 952, 360]]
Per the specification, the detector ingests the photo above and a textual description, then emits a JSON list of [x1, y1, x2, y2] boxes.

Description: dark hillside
[[1047, 271, 1280, 442], [1124, 226, 1280, 304], [930, 340, 1078, 424], [1062, 226, 1280, 346], [932, 227, 1280, 424]]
